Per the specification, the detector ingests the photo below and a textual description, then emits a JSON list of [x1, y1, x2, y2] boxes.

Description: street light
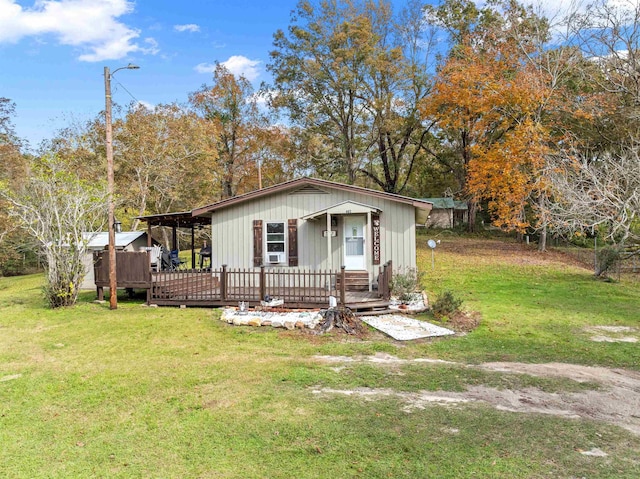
[[104, 63, 139, 310]]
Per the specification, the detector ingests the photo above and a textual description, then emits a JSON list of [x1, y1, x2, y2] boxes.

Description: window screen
[[266, 222, 285, 252]]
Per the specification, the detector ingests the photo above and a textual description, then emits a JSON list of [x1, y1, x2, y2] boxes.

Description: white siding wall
[[210, 187, 417, 273]]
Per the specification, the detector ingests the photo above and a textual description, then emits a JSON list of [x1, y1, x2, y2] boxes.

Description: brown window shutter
[[372, 214, 381, 265], [253, 220, 263, 267], [288, 219, 298, 267]]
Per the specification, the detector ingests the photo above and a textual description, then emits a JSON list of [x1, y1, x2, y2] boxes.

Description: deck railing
[[94, 250, 393, 308], [150, 265, 345, 307]]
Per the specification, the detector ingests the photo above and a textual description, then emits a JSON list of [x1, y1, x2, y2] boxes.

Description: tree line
[[1, 0, 640, 303]]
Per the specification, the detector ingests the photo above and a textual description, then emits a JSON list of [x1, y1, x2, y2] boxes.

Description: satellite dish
[[427, 239, 437, 249]]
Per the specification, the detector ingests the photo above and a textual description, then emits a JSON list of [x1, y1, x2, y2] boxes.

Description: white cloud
[[174, 23, 200, 33], [0, 0, 158, 62], [194, 56, 262, 81], [221, 55, 261, 81]]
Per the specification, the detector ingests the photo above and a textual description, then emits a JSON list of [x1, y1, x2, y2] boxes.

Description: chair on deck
[[170, 250, 185, 270], [160, 249, 172, 271], [198, 241, 212, 270], [149, 245, 162, 271]]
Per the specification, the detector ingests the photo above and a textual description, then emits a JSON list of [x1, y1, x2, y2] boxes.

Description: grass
[[410, 236, 640, 367], [1, 236, 640, 478]]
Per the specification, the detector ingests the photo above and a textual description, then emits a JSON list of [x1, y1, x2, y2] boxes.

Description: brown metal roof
[[136, 211, 212, 227]]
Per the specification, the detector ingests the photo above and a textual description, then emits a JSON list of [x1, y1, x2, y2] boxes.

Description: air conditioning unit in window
[[268, 252, 285, 264]]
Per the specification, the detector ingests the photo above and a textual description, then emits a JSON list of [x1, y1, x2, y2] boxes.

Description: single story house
[[189, 177, 432, 290], [104, 177, 434, 308]]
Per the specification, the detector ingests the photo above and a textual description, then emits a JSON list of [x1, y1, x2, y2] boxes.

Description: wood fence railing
[[93, 250, 393, 308], [94, 250, 151, 288], [150, 265, 351, 307]]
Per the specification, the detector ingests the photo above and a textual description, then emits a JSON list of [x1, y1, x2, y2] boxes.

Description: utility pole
[[104, 64, 139, 309]]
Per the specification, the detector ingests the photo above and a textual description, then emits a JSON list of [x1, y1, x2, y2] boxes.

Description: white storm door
[[343, 216, 365, 270]]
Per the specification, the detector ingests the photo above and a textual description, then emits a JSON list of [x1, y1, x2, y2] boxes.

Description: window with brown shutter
[[288, 219, 298, 266], [253, 220, 263, 267]]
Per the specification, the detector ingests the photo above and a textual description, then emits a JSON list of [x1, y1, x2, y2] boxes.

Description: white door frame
[[343, 215, 366, 270]]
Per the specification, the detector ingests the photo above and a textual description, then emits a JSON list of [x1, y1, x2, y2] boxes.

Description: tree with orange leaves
[[421, 0, 573, 247]]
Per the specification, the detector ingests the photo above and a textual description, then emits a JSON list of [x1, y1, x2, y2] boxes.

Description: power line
[[112, 77, 139, 104]]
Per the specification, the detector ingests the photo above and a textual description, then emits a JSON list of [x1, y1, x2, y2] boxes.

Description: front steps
[[337, 270, 370, 292]]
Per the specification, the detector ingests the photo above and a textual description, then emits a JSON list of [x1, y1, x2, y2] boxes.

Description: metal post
[[104, 66, 117, 310], [191, 225, 195, 269]]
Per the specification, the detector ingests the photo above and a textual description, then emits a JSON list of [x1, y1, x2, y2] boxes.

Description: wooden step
[[337, 271, 370, 291]]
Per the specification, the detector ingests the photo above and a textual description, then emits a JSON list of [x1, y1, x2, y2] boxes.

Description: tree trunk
[[317, 308, 366, 335], [466, 198, 478, 233], [538, 223, 547, 251]]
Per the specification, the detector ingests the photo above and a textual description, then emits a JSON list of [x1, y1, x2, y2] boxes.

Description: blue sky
[[0, 0, 576, 149], [0, 0, 301, 148]]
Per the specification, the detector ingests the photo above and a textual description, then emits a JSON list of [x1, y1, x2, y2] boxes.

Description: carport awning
[[301, 201, 382, 220]]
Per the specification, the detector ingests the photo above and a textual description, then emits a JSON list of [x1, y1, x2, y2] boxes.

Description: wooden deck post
[[340, 265, 346, 306], [221, 264, 228, 300], [385, 260, 393, 300], [259, 265, 266, 302]]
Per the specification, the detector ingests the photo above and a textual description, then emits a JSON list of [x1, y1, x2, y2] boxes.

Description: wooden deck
[[94, 251, 392, 310], [149, 271, 388, 310]]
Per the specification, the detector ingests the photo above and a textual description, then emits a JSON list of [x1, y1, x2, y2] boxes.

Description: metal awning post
[[191, 225, 195, 269]]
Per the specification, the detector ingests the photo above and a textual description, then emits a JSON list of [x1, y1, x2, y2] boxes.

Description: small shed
[[422, 198, 468, 229], [80, 231, 149, 290]]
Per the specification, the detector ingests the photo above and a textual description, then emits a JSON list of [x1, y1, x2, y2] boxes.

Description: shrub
[[390, 267, 424, 303], [431, 290, 463, 320], [595, 245, 621, 278]]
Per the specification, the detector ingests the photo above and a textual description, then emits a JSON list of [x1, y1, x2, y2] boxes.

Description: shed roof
[[453, 200, 468, 210], [82, 231, 145, 249], [135, 211, 212, 227], [421, 198, 468, 210], [421, 198, 455, 209]]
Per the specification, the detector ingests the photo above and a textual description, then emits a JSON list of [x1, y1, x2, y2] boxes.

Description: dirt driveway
[[313, 353, 640, 436]]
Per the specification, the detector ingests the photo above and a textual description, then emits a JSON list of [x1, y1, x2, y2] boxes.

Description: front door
[[343, 215, 365, 270]]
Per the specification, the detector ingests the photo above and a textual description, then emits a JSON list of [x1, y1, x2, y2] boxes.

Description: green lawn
[[1, 236, 639, 478]]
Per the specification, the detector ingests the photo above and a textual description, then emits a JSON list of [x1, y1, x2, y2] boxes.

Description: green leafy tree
[[269, 0, 434, 193]]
